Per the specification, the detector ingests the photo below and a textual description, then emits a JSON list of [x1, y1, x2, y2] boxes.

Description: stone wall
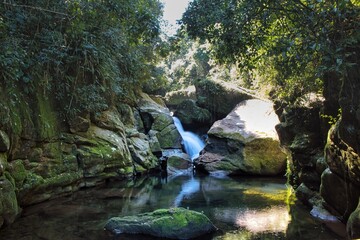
[[0, 89, 181, 228]]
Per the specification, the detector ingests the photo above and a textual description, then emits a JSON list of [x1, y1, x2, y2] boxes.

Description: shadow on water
[[0, 174, 343, 240]]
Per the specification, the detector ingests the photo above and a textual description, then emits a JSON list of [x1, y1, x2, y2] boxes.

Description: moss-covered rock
[[195, 79, 253, 120], [127, 133, 158, 173], [156, 125, 181, 149], [104, 208, 217, 239], [0, 178, 20, 227], [68, 115, 90, 133], [197, 99, 287, 176], [174, 99, 212, 127], [0, 130, 10, 152], [8, 160, 27, 189], [165, 86, 197, 107]]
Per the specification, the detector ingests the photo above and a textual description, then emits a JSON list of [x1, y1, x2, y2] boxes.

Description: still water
[[0, 174, 342, 240]]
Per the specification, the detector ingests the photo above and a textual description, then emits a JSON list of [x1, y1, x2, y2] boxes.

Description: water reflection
[[0, 174, 341, 240], [174, 177, 200, 207]]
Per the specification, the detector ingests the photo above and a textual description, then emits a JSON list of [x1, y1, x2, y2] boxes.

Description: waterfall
[[173, 117, 205, 161]]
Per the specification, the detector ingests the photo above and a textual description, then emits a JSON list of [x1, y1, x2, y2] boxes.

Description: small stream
[[0, 174, 341, 240]]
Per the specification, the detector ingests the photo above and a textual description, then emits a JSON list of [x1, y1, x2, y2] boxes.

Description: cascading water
[[173, 117, 205, 161]]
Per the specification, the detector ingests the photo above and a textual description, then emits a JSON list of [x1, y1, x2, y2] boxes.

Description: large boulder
[[104, 208, 217, 239], [0, 178, 20, 226], [320, 168, 360, 220], [164, 86, 197, 107], [196, 99, 287, 176], [174, 99, 212, 127], [127, 132, 158, 174], [138, 93, 181, 149], [195, 79, 253, 120]]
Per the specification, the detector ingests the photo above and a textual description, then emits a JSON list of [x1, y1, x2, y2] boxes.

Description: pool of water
[[0, 174, 343, 240]]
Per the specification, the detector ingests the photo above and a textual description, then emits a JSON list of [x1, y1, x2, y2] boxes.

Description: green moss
[[4, 171, 15, 187], [36, 93, 58, 140], [8, 160, 27, 189], [8, 89, 34, 136], [22, 172, 45, 190]]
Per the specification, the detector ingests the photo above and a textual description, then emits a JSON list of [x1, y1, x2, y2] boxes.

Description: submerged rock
[[196, 99, 287, 176], [105, 208, 216, 239]]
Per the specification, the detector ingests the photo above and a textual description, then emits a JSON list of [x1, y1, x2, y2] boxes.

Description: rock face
[[195, 79, 253, 120], [0, 89, 178, 228], [196, 99, 287, 176], [165, 86, 197, 107], [275, 94, 325, 191], [174, 99, 212, 128], [275, 84, 360, 237], [138, 93, 181, 149], [104, 208, 217, 239]]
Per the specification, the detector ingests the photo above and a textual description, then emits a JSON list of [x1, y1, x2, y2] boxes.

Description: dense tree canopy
[[0, 0, 163, 116], [181, 0, 360, 102]]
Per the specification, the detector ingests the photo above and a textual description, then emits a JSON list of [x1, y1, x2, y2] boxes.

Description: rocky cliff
[[0, 88, 181, 228], [275, 68, 360, 239]]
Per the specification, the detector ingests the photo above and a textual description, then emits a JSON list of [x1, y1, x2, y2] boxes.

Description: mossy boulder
[[8, 160, 27, 189], [195, 79, 253, 120], [0, 130, 10, 152], [196, 99, 287, 176], [174, 99, 212, 127], [165, 86, 197, 107], [104, 208, 216, 239], [138, 92, 181, 149], [0, 178, 20, 227]]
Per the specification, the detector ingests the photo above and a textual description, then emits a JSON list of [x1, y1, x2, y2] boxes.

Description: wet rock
[[0, 130, 10, 152], [138, 93, 181, 149], [104, 208, 217, 239], [197, 99, 286, 176]]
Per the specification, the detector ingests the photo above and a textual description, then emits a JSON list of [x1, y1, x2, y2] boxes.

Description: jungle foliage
[[181, 0, 360, 102], [0, 0, 164, 117]]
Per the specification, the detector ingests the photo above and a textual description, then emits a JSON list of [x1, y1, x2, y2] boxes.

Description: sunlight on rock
[[234, 99, 279, 139], [235, 206, 291, 233]]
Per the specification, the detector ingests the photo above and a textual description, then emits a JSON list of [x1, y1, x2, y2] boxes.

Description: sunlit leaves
[[182, 0, 359, 102]]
